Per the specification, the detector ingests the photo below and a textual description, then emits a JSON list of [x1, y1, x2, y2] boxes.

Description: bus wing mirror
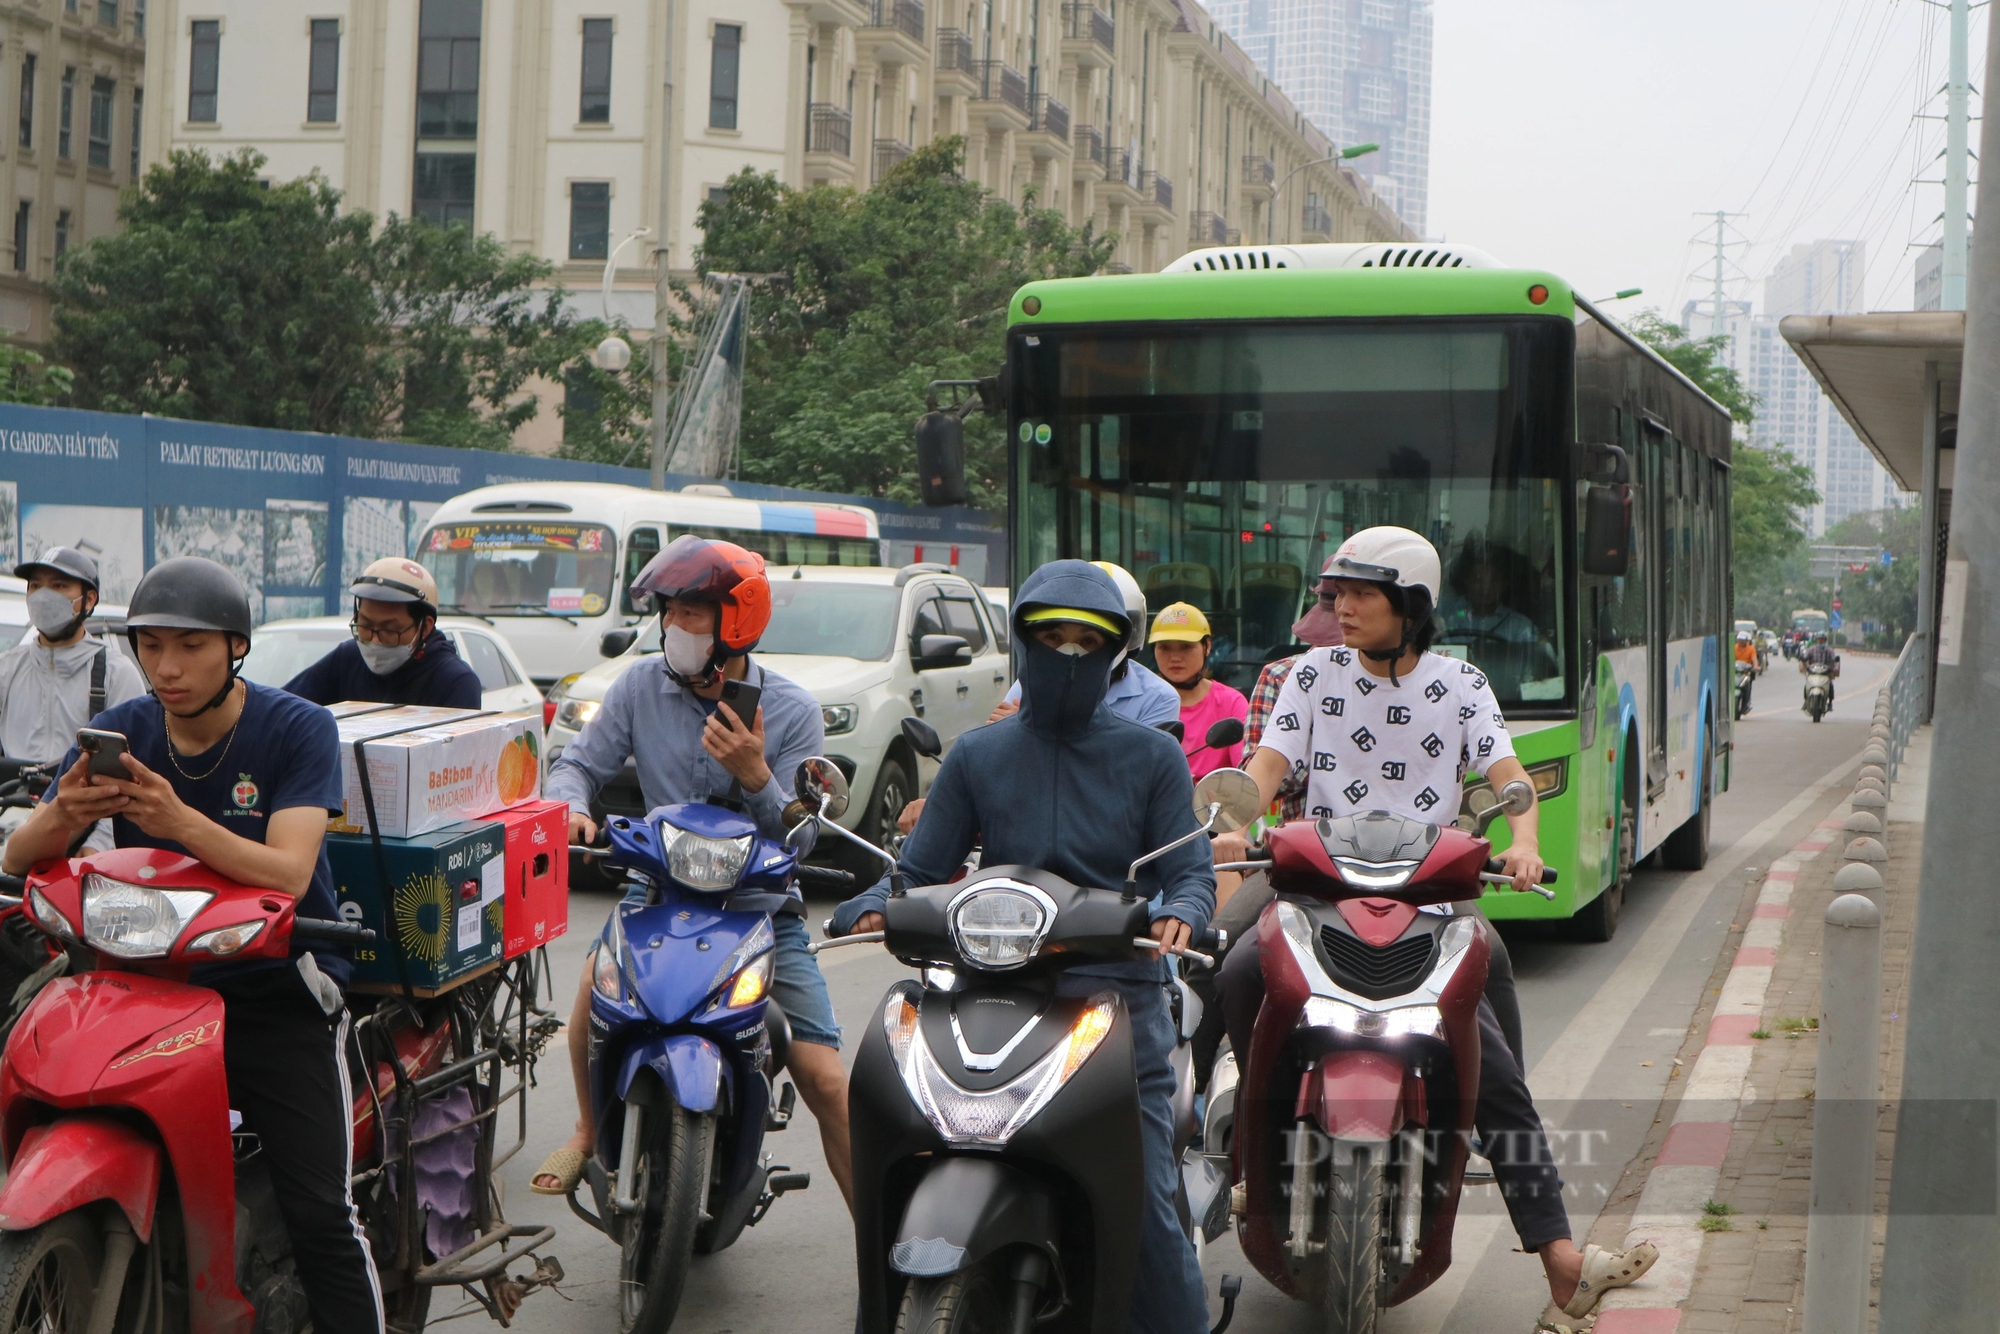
[[1581, 483, 1632, 577], [1581, 442, 1632, 484], [914, 411, 969, 508]]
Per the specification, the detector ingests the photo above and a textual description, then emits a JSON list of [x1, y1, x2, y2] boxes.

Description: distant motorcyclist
[[1799, 631, 1840, 709], [1734, 631, 1757, 712], [282, 558, 482, 710]]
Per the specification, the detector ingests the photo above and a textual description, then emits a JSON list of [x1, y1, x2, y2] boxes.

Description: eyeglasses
[[351, 616, 421, 646]]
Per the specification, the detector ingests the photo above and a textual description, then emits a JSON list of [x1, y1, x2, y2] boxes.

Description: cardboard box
[[327, 823, 507, 993], [325, 700, 403, 721], [331, 708, 543, 839], [482, 800, 570, 958]]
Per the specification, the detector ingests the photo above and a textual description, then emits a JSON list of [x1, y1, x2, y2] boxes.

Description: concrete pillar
[[1805, 893, 1884, 1334]]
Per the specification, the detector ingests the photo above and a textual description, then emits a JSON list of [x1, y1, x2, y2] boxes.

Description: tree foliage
[[0, 343, 73, 405], [1623, 311, 1756, 425], [1817, 505, 1922, 647], [694, 138, 1112, 505], [49, 149, 611, 449]]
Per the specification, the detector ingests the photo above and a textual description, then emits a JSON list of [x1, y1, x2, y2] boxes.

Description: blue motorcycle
[[568, 799, 848, 1332]]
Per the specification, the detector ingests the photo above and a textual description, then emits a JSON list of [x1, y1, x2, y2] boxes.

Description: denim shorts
[[611, 886, 842, 1051]]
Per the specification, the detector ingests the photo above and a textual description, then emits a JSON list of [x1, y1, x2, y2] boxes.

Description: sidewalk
[[1573, 726, 1928, 1334]]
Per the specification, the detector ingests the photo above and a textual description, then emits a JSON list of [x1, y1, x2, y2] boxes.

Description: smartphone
[[718, 680, 762, 731], [77, 728, 134, 782]]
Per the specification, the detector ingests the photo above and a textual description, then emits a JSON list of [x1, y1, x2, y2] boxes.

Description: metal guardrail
[[935, 28, 975, 75], [807, 103, 852, 157], [1877, 634, 1924, 782], [867, 0, 925, 42]]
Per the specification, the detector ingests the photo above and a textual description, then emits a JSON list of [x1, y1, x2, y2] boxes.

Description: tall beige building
[[0, 0, 150, 342]]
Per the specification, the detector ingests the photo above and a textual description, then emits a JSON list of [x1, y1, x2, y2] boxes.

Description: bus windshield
[[1010, 316, 1575, 706], [418, 521, 619, 617]]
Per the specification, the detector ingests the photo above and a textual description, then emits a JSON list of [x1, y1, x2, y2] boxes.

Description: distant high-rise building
[[1209, 0, 1433, 236], [1915, 243, 1943, 311]]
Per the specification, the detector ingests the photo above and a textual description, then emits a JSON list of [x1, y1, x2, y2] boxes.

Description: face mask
[[26, 588, 83, 639], [358, 640, 416, 676], [663, 623, 718, 679], [1015, 636, 1115, 737]]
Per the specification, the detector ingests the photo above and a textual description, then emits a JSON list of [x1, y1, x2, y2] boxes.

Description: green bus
[[995, 242, 1734, 938]]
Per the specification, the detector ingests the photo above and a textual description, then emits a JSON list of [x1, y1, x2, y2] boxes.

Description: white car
[[239, 615, 546, 715], [546, 564, 1011, 845]]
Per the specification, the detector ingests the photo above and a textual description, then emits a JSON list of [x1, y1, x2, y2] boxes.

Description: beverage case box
[[331, 708, 544, 839], [481, 800, 570, 958], [326, 823, 507, 994]]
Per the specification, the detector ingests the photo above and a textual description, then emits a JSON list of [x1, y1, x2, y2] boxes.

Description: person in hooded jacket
[[0, 546, 147, 766], [832, 560, 1215, 1334], [282, 558, 483, 710]]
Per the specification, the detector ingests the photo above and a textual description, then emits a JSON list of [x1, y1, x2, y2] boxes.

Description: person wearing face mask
[[281, 558, 482, 711], [0, 546, 147, 768], [832, 560, 1216, 1334]]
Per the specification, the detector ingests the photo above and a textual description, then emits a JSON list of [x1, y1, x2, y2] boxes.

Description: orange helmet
[[632, 535, 772, 653]]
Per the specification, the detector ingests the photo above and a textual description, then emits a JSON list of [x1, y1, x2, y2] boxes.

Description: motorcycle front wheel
[[1319, 1144, 1385, 1334], [0, 1213, 100, 1333], [618, 1099, 715, 1334], [893, 1262, 1010, 1334]]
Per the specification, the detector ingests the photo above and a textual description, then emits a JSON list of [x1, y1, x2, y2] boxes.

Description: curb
[[1589, 816, 1845, 1333]]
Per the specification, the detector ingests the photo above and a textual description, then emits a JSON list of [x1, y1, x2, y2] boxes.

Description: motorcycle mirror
[[1157, 720, 1186, 743], [900, 715, 943, 760], [1497, 779, 1536, 817], [1193, 767, 1263, 835], [785, 817, 819, 858], [1204, 716, 1246, 751], [794, 756, 851, 821]]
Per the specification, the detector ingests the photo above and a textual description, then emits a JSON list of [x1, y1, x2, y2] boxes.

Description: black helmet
[[125, 558, 254, 714]]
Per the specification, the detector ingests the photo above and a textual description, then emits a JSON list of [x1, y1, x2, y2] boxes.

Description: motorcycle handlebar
[[0, 874, 23, 898], [807, 930, 883, 956], [795, 864, 856, 891], [292, 918, 378, 944]]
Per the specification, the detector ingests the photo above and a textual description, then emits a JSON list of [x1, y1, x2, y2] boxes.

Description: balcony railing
[[874, 138, 912, 179], [807, 103, 852, 157], [867, 0, 925, 43], [1061, 3, 1114, 52], [1028, 94, 1069, 141], [1302, 201, 1332, 235], [936, 28, 975, 76], [1103, 146, 1133, 185], [1190, 211, 1227, 246], [1142, 170, 1172, 210], [1073, 125, 1105, 168], [973, 61, 1029, 114], [1242, 154, 1274, 188]]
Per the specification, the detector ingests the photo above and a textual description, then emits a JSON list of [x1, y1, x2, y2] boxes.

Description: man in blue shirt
[[2, 557, 384, 1333], [284, 557, 483, 710], [530, 537, 854, 1208]]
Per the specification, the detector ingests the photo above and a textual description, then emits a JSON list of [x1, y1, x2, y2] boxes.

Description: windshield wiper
[[488, 603, 582, 624], [433, 604, 497, 625]]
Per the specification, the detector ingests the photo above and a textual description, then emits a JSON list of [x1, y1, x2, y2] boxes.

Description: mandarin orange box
[[330, 707, 544, 839]]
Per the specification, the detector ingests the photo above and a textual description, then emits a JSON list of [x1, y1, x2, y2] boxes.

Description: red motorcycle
[[0, 846, 563, 1333], [1210, 782, 1554, 1334]]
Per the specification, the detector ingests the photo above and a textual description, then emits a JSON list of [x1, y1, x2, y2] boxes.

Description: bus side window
[[624, 527, 661, 613]]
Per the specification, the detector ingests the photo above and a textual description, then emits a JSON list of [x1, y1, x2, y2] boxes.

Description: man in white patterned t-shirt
[[1211, 526, 1658, 1323]]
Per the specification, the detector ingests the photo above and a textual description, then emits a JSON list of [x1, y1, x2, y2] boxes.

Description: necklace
[[163, 686, 243, 782]]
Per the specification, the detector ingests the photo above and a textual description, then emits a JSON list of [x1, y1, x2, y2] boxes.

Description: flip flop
[[530, 1147, 587, 1196], [1561, 1240, 1660, 1318]]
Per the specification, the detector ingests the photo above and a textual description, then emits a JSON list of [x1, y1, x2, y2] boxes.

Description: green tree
[[0, 343, 73, 405], [1623, 310, 1755, 425], [1819, 505, 1921, 646], [695, 138, 1112, 505], [50, 148, 605, 449]]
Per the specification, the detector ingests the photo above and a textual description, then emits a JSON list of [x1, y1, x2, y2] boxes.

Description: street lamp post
[[1268, 143, 1378, 245], [594, 226, 653, 372]]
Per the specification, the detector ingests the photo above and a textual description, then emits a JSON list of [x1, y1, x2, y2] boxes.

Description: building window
[[98, 1, 118, 26], [87, 77, 112, 167], [579, 18, 612, 123], [130, 87, 141, 177], [188, 20, 219, 123], [706, 186, 728, 210], [19, 55, 34, 149], [58, 68, 73, 158], [13, 202, 27, 273], [412, 151, 475, 227], [308, 19, 340, 123], [417, 0, 481, 140], [135, 0, 145, 37], [54, 209, 69, 258], [568, 181, 609, 259], [708, 24, 740, 130]]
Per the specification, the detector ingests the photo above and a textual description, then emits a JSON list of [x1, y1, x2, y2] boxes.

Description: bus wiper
[[489, 603, 582, 624], [433, 604, 497, 625]]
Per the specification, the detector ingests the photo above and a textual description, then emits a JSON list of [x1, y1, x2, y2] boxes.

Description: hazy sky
[[1428, 0, 1984, 325]]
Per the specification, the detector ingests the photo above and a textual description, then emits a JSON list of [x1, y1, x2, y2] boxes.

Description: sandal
[[530, 1147, 588, 1196], [1562, 1240, 1660, 1318]]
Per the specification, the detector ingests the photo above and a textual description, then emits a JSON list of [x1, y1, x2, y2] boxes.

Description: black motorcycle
[[802, 745, 1258, 1334]]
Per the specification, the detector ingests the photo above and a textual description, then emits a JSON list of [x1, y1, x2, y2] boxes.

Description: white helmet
[[1091, 561, 1148, 662], [1322, 526, 1442, 605]]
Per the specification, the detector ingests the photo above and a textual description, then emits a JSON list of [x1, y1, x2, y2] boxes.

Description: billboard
[[0, 404, 1004, 618]]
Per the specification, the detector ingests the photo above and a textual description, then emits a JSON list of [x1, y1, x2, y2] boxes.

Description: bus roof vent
[[680, 484, 733, 497], [1163, 242, 1505, 274], [471, 500, 575, 513], [1164, 246, 1298, 272]]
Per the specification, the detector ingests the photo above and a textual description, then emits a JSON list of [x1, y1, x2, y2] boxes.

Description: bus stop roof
[[1779, 311, 1963, 491]]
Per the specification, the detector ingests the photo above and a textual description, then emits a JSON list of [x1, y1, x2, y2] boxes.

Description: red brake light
[[544, 700, 558, 728]]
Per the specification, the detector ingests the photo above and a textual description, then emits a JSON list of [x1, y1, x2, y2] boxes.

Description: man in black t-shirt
[[3, 557, 384, 1333]]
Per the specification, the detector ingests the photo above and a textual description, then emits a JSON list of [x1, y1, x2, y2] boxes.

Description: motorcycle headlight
[[662, 825, 753, 893], [892, 990, 1119, 1146], [821, 704, 857, 736], [29, 886, 78, 944], [1303, 995, 1444, 1040], [947, 882, 1053, 971], [80, 874, 212, 959]]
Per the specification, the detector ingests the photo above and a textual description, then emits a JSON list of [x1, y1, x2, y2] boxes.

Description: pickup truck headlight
[[556, 698, 601, 732], [821, 704, 856, 736]]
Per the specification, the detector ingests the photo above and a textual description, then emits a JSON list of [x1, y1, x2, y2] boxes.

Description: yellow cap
[[1021, 605, 1124, 635], [1149, 602, 1211, 643]]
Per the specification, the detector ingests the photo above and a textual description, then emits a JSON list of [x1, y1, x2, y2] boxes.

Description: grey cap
[[13, 545, 99, 591]]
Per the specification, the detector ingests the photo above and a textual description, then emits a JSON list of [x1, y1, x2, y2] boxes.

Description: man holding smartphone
[[528, 536, 854, 1211], [0, 546, 146, 771]]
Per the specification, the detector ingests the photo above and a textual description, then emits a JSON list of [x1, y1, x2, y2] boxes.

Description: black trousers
[[1214, 893, 1569, 1252], [217, 964, 386, 1333]]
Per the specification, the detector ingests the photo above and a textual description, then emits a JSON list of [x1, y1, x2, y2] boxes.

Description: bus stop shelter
[[1781, 310, 1964, 721]]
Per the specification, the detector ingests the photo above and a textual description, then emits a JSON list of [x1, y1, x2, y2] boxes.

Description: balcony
[[972, 61, 1030, 128], [1025, 93, 1069, 151], [1242, 154, 1275, 198], [1137, 169, 1173, 214], [1189, 211, 1227, 247], [874, 138, 913, 181], [1099, 146, 1140, 203], [1301, 199, 1333, 238], [935, 28, 977, 94], [1061, 3, 1114, 66], [1071, 124, 1106, 178], [805, 104, 854, 185], [861, 0, 927, 65]]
